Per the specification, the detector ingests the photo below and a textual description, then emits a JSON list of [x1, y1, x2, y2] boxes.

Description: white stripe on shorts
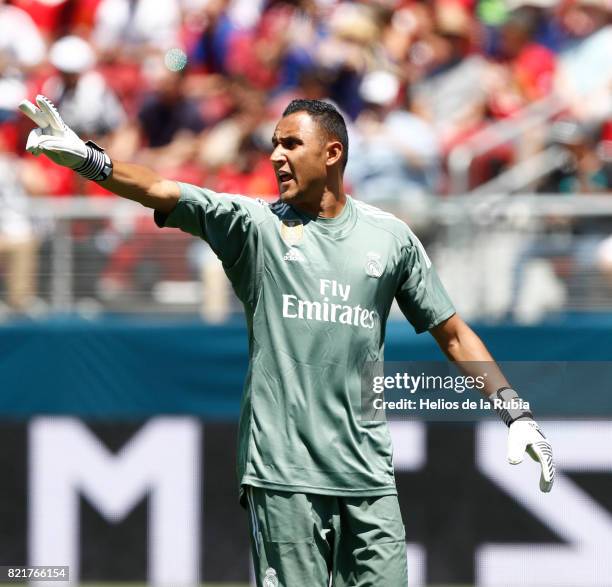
[[246, 487, 260, 557]]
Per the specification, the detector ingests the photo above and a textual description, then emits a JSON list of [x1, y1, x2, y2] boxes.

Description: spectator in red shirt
[[500, 8, 557, 100]]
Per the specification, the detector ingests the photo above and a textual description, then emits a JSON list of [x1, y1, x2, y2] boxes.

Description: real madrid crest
[[280, 219, 304, 247], [365, 252, 383, 278], [263, 567, 278, 587]]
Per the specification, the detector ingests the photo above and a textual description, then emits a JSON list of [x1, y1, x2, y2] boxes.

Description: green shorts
[[244, 486, 408, 587]]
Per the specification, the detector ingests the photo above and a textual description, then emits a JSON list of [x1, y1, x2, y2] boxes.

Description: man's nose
[[270, 145, 285, 164]]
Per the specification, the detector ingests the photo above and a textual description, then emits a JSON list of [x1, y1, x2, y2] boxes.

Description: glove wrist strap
[[495, 387, 534, 427], [74, 141, 113, 182]]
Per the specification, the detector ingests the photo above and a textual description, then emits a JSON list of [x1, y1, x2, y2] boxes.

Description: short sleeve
[[154, 182, 263, 268], [395, 232, 455, 333]]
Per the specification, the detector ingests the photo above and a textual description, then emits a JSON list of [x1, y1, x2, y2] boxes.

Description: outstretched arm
[[19, 95, 179, 213], [100, 161, 179, 213], [20, 94, 263, 298], [430, 313, 555, 493]]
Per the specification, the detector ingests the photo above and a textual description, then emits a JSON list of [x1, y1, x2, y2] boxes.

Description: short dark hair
[[282, 99, 349, 171]]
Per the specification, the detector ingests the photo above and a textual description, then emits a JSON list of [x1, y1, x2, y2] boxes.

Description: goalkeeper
[[21, 95, 555, 587]]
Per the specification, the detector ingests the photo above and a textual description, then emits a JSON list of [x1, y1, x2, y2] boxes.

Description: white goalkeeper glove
[[495, 387, 555, 493], [508, 419, 555, 493], [19, 94, 113, 182]]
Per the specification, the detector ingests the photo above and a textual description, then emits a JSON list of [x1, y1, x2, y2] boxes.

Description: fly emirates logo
[[281, 279, 376, 329]]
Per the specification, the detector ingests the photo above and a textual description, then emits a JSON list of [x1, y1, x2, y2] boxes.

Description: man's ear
[[326, 140, 343, 167]]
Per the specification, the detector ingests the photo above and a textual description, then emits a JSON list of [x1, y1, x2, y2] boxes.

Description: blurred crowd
[[0, 0, 611, 318]]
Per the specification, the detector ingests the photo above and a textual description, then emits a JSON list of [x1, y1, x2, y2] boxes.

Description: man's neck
[[292, 187, 347, 219]]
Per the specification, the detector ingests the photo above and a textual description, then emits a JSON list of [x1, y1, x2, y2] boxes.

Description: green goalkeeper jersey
[[155, 183, 455, 497]]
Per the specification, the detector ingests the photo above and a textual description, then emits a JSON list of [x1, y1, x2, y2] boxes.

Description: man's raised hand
[[19, 95, 113, 182]]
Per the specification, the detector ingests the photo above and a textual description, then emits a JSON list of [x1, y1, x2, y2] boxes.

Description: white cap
[[359, 71, 400, 106], [50, 35, 95, 74]]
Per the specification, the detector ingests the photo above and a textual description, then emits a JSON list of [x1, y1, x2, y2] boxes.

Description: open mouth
[[277, 171, 293, 184]]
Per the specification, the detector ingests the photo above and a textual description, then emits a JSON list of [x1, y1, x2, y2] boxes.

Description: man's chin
[[279, 189, 298, 202]]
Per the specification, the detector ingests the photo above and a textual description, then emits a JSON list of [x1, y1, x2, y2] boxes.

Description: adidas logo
[[283, 248, 306, 263]]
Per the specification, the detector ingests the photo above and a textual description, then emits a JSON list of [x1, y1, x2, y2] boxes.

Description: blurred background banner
[[0, 418, 610, 586], [0, 323, 611, 585], [2, 321, 612, 416], [1, 0, 612, 585]]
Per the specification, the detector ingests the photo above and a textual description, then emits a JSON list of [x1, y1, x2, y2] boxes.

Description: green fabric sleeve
[[154, 182, 259, 268], [395, 233, 455, 333], [154, 182, 266, 307]]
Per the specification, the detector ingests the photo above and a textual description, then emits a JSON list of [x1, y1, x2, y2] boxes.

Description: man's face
[[270, 112, 329, 205]]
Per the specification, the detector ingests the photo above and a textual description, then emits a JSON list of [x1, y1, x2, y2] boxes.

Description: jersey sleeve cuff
[[153, 209, 169, 228], [415, 306, 456, 334], [153, 182, 189, 228]]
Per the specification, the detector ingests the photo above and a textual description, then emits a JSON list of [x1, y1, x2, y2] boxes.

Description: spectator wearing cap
[[346, 70, 441, 211], [33, 35, 130, 196], [42, 35, 127, 138]]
